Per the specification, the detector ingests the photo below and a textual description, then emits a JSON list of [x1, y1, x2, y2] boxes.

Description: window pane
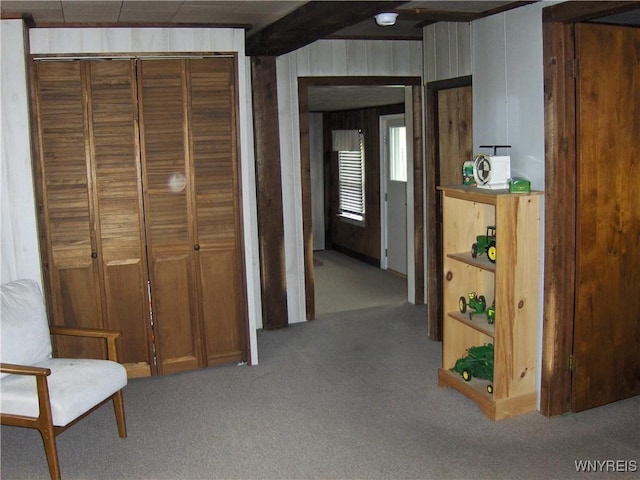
[[389, 126, 407, 182]]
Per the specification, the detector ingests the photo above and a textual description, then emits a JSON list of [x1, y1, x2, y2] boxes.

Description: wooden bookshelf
[[437, 186, 542, 420]]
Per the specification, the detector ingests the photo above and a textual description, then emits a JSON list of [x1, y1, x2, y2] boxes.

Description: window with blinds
[[338, 131, 365, 225]]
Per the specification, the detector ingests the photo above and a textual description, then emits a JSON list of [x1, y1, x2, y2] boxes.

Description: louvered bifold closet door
[[138, 57, 247, 374], [88, 60, 154, 377], [32, 61, 104, 359], [32, 60, 153, 374], [189, 57, 246, 366], [137, 59, 203, 375]]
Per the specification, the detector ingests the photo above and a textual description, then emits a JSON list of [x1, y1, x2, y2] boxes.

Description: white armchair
[[1, 279, 128, 480]]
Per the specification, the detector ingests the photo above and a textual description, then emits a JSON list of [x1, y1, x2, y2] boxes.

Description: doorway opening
[[299, 77, 422, 319]]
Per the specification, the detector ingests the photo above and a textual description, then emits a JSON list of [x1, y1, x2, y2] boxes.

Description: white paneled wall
[[295, 40, 423, 77], [471, 4, 545, 189], [29, 27, 245, 54], [471, 1, 545, 406], [1, 20, 42, 285], [2, 24, 260, 363], [277, 39, 423, 323], [424, 22, 472, 82]]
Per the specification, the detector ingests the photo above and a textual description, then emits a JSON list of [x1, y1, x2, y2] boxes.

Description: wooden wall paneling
[[87, 59, 153, 377], [138, 59, 202, 375], [251, 56, 288, 329], [425, 76, 473, 341], [540, 21, 577, 417], [188, 57, 247, 365], [298, 81, 315, 320], [425, 84, 440, 341], [30, 60, 105, 359]]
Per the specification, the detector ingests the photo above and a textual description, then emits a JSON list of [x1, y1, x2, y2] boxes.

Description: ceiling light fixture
[[374, 12, 398, 27]]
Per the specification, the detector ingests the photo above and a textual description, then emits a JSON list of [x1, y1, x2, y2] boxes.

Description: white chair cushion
[[0, 358, 127, 427], [0, 279, 52, 378]]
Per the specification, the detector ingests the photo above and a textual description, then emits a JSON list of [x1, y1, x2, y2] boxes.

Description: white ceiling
[[0, 1, 307, 35], [308, 85, 407, 112]]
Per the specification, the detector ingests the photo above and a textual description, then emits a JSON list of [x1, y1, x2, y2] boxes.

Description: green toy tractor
[[471, 225, 496, 263], [486, 301, 496, 325], [459, 292, 487, 319], [451, 343, 494, 394]]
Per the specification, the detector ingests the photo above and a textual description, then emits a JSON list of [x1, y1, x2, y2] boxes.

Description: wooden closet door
[[572, 24, 640, 411], [189, 57, 246, 366], [87, 60, 154, 377], [32, 60, 153, 374], [138, 59, 203, 375], [32, 61, 104, 358]]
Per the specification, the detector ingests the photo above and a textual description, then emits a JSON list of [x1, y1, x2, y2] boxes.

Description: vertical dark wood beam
[[298, 80, 315, 320], [425, 76, 472, 341], [425, 83, 441, 341], [412, 86, 425, 305], [540, 21, 576, 416], [251, 56, 288, 329]]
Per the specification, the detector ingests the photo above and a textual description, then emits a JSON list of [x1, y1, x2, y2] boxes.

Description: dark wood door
[[572, 23, 640, 411], [138, 59, 203, 375], [138, 58, 246, 374], [426, 81, 472, 340], [34, 56, 246, 377], [32, 60, 153, 375], [87, 60, 154, 377], [438, 86, 472, 187], [32, 61, 105, 358], [188, 58, 246, 366]]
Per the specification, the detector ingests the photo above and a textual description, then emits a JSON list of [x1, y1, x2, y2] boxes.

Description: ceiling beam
[[542, 1, 640, 23], [245, 1, 409, 56], [398, 1, 539, 27]]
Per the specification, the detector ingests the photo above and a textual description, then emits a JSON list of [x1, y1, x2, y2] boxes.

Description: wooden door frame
[[540, 1, 640, 416], [425, 75, 472, 342], [298, 76, 423, 320]]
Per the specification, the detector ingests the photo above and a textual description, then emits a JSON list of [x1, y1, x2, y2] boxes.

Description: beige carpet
[[313, 249, 407, 315]]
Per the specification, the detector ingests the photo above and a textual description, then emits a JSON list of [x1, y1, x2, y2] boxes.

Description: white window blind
[[338, 132, 365, 223]]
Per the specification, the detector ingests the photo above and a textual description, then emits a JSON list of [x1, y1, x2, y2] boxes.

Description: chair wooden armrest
[[0, 363, 51, 376], [49, 326, 121, 362]]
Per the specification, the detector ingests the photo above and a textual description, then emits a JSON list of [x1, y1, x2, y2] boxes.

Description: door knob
[[91, 252, 98, 259], [194, 244, 200, 251]]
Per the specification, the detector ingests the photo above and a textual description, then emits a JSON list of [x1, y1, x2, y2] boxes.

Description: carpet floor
[[1, 302, 638, 479]]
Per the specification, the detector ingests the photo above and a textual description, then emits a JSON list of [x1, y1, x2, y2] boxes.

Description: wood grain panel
[[437, 87, 472, 186], [138, 59, 202, 374], [190, 58, 238, 248], [199, 250, 244, 365], [251, 56, 288, 329], [88, 60, 153, 374], [31, 60, 104, 359], [540, 21, 576, 417], [426, 77, 473, 341], [189, 57, 247, 362], [572, 23, 640, 411], [151, 255, 200, 375]]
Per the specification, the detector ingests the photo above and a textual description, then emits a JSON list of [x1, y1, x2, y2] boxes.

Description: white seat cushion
[[0, 358, 127, 427]]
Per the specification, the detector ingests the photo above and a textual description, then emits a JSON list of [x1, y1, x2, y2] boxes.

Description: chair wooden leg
[[113, 390, 127, 438], [38, 425, 61, 480]]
